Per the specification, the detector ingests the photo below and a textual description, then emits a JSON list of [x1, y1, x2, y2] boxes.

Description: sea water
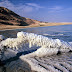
[[0, 24, 72, 42], [0, 24, 72, 72]]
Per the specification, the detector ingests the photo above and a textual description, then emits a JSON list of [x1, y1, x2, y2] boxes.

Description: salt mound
[[0, 31, 72, 60], [17, 31, 72, 57]]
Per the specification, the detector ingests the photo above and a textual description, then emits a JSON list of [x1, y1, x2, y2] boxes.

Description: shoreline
[[0, 22, 72, 30]]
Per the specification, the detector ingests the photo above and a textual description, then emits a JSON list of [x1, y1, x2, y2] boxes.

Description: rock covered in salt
[[0, 35, 4, 42]]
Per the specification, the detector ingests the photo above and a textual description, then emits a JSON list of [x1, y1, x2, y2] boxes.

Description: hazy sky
[[0, 0, 72, 22]]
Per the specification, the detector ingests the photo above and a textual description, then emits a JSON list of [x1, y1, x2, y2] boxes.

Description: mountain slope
[[0, 7, 41, 26]]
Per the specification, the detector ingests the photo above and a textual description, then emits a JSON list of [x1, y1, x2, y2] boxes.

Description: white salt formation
[[0, 31, 72, 60], [20, 53, 72, 72], [17, 31, 72, 57], [0, 35, 29, 60]]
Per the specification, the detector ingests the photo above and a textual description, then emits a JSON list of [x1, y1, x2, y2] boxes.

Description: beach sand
[[0, 22, 72, 30]]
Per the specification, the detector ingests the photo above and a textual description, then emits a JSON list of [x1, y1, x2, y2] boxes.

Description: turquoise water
[[0, 24, 72, 42]]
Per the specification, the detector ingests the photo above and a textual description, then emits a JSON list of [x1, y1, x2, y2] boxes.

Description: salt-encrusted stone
[[0, 35, 4, 42], [0, 31, 72, 60]]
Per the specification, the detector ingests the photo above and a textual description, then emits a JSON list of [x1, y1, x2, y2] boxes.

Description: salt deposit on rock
[[0, 32, 72, 72], [17, 31, 72, 57], [20, 53, 72, 72], [0, 35, 4, 42], [0, 31, 72, 60]]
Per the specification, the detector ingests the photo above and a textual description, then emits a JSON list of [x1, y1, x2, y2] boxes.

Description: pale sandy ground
[[0, 22, 72, 30]]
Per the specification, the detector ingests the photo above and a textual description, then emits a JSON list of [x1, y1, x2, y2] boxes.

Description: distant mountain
[[0, 7, 41, 26]]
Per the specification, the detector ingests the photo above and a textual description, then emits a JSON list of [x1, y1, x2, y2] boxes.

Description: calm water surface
[[0, 24, 72, 42]]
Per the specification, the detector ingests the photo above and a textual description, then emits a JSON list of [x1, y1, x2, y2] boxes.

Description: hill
[[0, 7, 72, 30], [0, 7, 40, 26]]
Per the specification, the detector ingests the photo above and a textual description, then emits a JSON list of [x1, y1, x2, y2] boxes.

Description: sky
[[0, 0, 72, 22]]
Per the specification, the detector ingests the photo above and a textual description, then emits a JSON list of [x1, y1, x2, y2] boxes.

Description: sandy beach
[[0, 22, 72, 30]]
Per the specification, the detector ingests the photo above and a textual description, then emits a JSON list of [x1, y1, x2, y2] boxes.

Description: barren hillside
[[0, 7, 41, 26]]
